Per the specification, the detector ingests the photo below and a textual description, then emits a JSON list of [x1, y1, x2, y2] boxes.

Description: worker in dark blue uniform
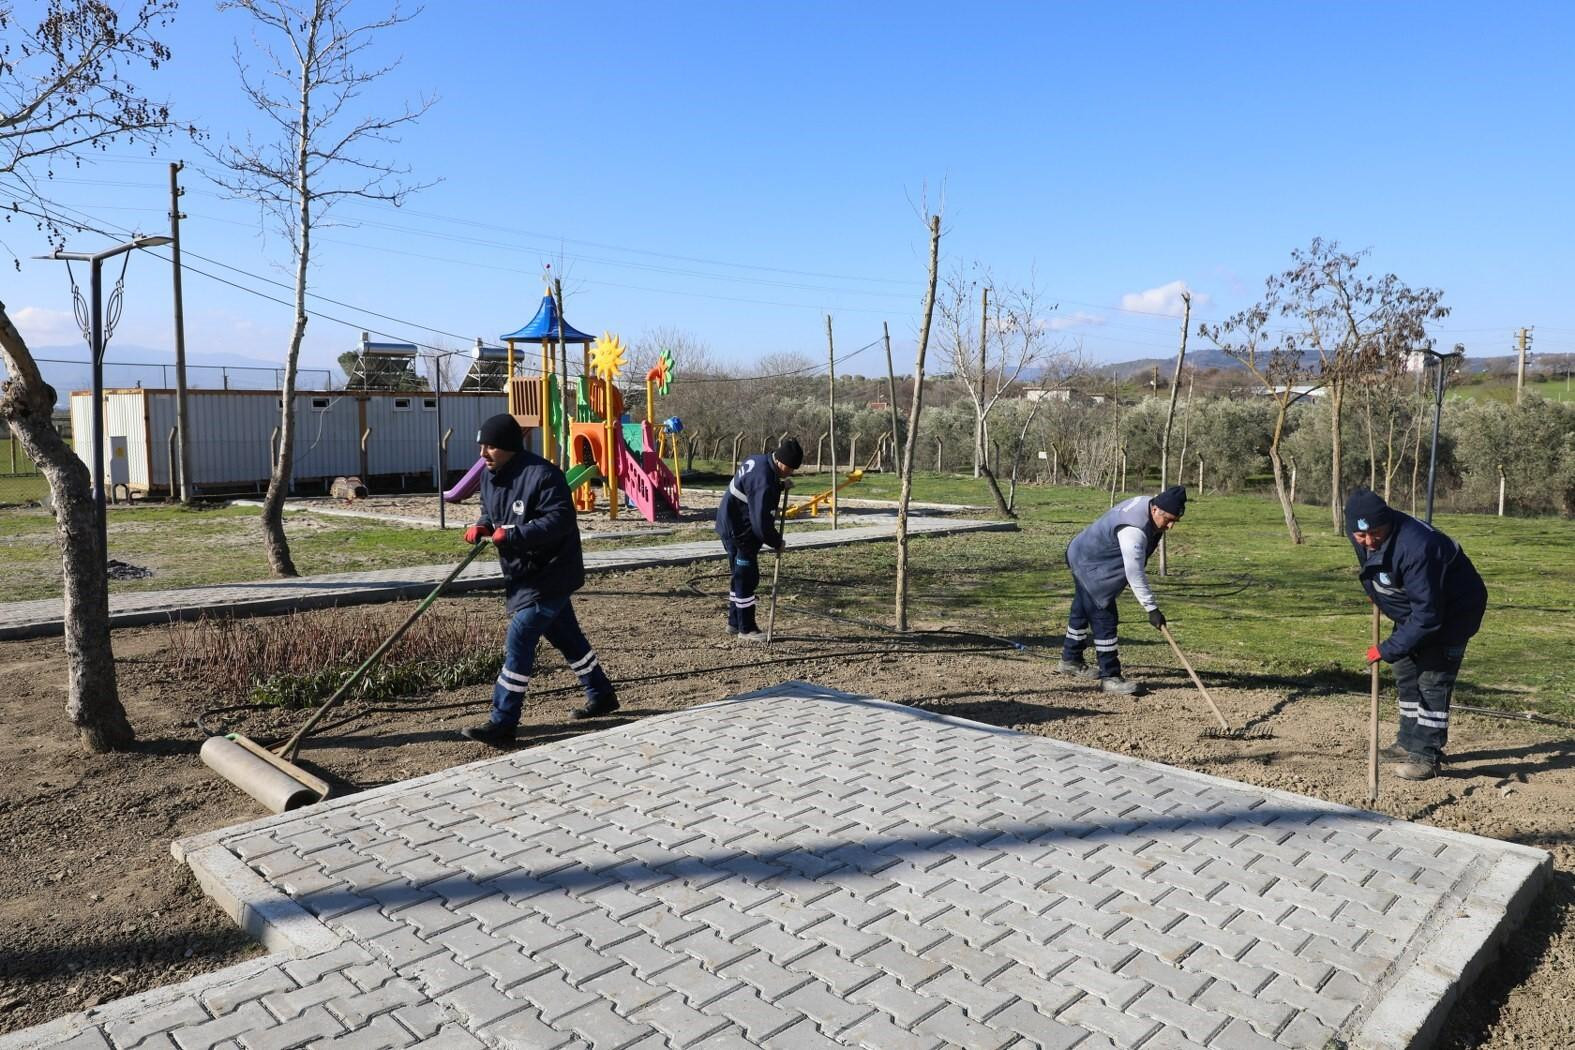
[[715, 438, 802, 642], [1059, 485, 1186, 694], [1347, 487, 1487, 781], [460, 414, 618, 747]]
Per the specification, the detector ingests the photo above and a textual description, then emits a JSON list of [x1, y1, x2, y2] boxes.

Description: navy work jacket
[[1353, 510, 1487, 660], [477, 450, 585, 612], [716, 453, 785, 553]]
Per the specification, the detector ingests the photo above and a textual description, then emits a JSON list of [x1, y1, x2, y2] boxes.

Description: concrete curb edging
[[181, 844, 342, 959], [1354, 850, 1552, 1049]]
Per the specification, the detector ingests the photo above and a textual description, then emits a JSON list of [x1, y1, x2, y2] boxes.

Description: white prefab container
[[69, 388, 512, 495]]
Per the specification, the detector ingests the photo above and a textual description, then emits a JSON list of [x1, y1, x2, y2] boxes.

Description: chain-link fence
[[0, 432, 48, 507]]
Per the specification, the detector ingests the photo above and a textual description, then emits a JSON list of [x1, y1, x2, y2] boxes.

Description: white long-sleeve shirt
[[1117, 525, 1159, 611]]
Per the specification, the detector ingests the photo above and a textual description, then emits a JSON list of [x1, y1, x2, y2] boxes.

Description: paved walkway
[[2, 683, 1549, 1050], [0, 518, 1008, 641]]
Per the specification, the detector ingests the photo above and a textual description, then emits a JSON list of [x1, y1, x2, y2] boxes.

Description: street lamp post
[[1414, 343, 1465, 525], [41, 236, 172, 562]]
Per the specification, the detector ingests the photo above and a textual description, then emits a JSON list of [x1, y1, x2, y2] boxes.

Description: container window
[[422, 398, 437, 410], [311, 397, 331, 410], [393, 398, 412, 411]]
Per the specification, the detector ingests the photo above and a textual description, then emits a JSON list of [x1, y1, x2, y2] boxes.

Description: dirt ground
[[1, 563, 1571, 1047]]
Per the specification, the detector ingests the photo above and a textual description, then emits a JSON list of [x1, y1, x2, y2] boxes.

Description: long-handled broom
[[201, 537, 491, 812], [1159, 623, 1269, 741]]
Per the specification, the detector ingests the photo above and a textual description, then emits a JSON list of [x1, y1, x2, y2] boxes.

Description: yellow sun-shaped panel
[[591, 332, 627, 379]]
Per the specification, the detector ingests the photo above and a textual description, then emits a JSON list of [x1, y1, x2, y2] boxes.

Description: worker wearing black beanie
[[1346, 485, 1486, 781]]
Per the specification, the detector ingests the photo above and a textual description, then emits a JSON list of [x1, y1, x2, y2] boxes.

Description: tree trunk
[[1328, 377, 1344, 534], [1269, 399, 1303, 544], [896, 216, 941, 632], [1006, 396, 1043, 513], [262, 53, 318, 578], [0, 311, 134, 751], [973, 285, 988, 479]]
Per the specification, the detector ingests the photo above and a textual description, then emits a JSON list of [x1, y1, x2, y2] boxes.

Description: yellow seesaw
[[785, 467, 865, 518]]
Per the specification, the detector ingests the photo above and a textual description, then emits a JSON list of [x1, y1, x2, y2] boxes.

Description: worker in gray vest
[[1059, 486, 1186, 694]]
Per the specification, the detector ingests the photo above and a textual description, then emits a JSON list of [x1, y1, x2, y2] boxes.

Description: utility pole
[[552, 277, 569, 470], [826, 314, 838, 530], [1515, 327, 1532, 405], [169, 162, 192, 503]]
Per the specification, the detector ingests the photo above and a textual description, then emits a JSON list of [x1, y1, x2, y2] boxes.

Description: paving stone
[[9, 683, 1555, 1050]]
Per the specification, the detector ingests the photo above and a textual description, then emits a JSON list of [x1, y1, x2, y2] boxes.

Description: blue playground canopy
[[500, 293, 596, 343]]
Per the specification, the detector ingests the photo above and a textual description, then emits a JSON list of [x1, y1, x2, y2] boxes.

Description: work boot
[[735, 631, 770, 645], [1056, 659, 1099, 679], [460, 721, 517, 747], [1389, 755, 1440, 781], [1379, 739, 1409, 760], [571, 692, 620, 720], [1100, 676, 1140, 696]]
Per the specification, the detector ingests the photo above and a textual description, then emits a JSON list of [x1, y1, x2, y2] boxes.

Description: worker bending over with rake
[[1058, 486, 1187, 695], [1347, 487, 1486, 781], [460, 414, 619, 747], [716, 437, 802, 642]]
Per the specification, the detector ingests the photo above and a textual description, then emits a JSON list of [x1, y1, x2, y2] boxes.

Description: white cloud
[[1047, 310, 1105, 332], [1119, 280, 1210, 317], [10, 306, 80, 345]]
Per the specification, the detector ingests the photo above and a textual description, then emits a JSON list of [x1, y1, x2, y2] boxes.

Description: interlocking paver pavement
[[2, 683, 1548, 1050], [0, 518, 1007, 640]]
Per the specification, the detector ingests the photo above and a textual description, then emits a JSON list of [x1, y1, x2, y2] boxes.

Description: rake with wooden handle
[[764, 484, 790, 644], [1158, 623, 1268, 740]]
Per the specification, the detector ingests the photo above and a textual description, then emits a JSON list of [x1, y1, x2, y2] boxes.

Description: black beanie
[[775, 437, 804, 470], [1345, 486, 1393, 533], [477, 413, 524, 453], [1152, 485, 1187, 517]]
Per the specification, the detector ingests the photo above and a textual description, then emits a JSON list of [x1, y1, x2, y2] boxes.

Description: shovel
[[201, 538, 491, 812]]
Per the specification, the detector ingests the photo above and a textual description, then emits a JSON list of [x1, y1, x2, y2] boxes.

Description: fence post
[[1497, 463, 1506, 516], [935, 436, 942, 471]]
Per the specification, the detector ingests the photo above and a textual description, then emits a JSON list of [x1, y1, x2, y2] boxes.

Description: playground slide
[[564, 462, 600, 492], [785, 468, 865, 518], [443, 457, 487, 503]]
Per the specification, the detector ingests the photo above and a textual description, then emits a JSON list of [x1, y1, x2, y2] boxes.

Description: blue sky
[[5, 1, 1572, 381]]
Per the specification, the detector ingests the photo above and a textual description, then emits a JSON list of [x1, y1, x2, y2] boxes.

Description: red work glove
[[491, 526, 510, 544], [1366, 645, 1382, 664], [463, 523, 491, 544]]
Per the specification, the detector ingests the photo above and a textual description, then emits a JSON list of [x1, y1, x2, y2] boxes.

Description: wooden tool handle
[[1159, 623, 1230, 732]]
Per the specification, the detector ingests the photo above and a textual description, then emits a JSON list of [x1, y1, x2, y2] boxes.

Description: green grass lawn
[[3, 476, 1569, 718], [775, 475, 1574, 717], [0, 437, 46, 504], [1451, 376, 1575, 402]]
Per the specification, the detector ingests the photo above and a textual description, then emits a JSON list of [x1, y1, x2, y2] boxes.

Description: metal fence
[[0, 431, 49, 507]]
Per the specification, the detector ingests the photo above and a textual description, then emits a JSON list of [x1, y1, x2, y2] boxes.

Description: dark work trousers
[[1063, 576, 1123, 678], [722, 537, 761, 633], [1391, 636, 1467, 764], [490, 596, 614, 728]]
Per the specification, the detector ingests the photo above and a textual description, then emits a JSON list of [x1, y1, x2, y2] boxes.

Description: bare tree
[[1, 0, 188, 258], [210, 0, 434, 576], [0, 0, 190, 751], [1271, 239, 1448, 533], [895, 213, 941, 631], [937, 266, 1054, 515], [1199, 303, 1317, 544]]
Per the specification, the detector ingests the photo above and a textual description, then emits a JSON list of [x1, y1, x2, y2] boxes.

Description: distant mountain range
[[1097, 350, 1519, 382]]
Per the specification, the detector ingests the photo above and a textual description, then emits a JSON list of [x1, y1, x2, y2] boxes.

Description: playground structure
[[443, 290, 683, 523]]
